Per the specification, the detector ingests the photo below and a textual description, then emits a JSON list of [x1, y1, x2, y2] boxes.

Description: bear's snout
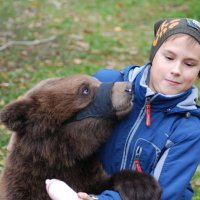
[[112, 82, 134, 119]]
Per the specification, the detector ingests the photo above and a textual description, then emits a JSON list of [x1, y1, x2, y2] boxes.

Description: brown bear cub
[[0, 74, 162, 200]]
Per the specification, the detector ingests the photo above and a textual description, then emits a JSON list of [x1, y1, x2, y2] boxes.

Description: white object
[[46, 179, 79, 200]]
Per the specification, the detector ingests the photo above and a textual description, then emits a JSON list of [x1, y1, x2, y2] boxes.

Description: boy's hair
[[149, 18, 200, 62], [165, 33, 198, 46]]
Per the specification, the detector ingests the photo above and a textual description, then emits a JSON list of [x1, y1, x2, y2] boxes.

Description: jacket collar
[[129, 63, 200, 115]]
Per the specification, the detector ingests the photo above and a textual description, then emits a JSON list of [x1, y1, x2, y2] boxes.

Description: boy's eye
[[165, 56, 173, 60], [185, 63, 194, 67]]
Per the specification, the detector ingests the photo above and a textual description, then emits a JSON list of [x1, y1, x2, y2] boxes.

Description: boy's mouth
[[165, 79, 181, 86]]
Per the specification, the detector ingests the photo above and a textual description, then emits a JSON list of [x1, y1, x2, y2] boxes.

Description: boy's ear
[[0, 98, 33, 132]]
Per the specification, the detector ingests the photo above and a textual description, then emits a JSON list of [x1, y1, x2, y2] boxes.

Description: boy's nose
[[171, 62, 182, 75]]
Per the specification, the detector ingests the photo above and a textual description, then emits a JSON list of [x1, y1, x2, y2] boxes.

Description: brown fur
[[0, 74, 162, 200], [0, 75, 132, 200]]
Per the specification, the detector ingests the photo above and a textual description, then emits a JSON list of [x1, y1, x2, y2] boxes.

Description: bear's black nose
[[125, 82, 133, 95]]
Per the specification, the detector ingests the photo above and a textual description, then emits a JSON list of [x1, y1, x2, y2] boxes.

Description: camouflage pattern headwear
[[149, 18, 200, 62]]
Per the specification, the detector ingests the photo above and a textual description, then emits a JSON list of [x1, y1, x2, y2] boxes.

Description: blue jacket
[[93, 63, 200, 200]]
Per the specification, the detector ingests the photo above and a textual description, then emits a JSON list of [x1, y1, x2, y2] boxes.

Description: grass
[[0, 0, 200, 198]]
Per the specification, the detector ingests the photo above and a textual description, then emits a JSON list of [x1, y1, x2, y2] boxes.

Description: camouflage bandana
[[149, 18, 200, 62]]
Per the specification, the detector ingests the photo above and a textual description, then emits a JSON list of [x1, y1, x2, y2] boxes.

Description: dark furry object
[[112, 170, 162, 200], [0, 74, 162, 200]]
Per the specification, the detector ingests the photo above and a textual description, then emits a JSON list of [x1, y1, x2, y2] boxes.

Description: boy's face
[[149, 35, 200, 95]]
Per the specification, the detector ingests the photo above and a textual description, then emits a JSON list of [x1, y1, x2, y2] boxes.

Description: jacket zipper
[[145, 97, 151, 126], [120, 94, 157, 170], [134, 146, 143, 173]]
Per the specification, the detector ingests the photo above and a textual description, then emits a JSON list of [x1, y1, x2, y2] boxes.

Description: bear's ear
[[0, 98, 32, 132]]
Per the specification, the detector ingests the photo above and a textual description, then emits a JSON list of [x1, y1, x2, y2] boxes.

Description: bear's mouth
[[115, 101, 133, 118]]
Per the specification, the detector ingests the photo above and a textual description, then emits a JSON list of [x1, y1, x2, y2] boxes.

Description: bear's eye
[[82, 86, 90, 96]]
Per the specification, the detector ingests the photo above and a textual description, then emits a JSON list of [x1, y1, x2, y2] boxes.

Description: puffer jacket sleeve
[[96, 190, 121, 200], [152, 118, 200, 200], [92, 65, 138, 82]]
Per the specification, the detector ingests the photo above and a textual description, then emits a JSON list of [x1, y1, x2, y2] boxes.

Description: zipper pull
[[134, 160, 143, 173], [146, 97, 151, 126], [134, 147, 143, 173]]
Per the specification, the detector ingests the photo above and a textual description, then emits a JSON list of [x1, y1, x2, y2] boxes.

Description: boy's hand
[[77, 192, 93, 200]]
